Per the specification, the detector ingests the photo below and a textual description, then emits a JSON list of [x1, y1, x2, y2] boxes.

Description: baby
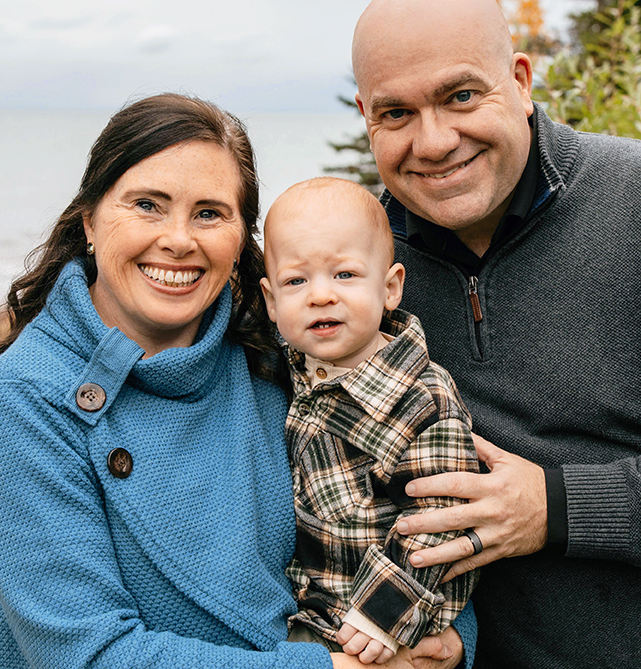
[[260, 177, 479, 664]]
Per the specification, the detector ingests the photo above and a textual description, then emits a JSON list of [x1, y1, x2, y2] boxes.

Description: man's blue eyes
[[385, 91, 472, 119]]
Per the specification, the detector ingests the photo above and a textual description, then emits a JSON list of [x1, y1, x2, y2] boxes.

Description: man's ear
[[259, 277, 278, 323], [355, 92, 365, 117], [513, 52, 534, 117], [384, 262, 405, 311]]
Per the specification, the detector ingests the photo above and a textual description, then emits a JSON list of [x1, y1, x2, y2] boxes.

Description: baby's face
[[260, 190, 403, 368]]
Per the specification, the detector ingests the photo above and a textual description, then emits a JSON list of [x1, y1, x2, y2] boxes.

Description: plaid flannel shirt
[[284, 310, 480, 649]]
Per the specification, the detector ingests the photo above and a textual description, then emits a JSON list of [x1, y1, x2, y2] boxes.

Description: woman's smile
[[139, 263, 203, 289]]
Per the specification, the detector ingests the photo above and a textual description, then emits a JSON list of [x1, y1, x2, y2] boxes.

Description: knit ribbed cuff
[[563, 464, 630, 560], [343, 608, 400, 653]]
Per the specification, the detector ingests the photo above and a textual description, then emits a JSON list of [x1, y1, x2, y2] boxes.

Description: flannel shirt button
[[316, 368, 328, 379], [298, 403, 311, 416]]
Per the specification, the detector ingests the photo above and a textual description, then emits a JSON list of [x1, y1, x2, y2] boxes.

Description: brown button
[[76, 383, 106, 412], [107, 448, 133, 479], [316, 368, 328, 379]]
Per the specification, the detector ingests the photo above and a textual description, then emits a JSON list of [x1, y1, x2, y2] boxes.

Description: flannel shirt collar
[[285, 309, 430, 422]]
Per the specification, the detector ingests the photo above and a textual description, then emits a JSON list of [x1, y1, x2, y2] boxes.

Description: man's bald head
[[353, 0, 514, 90]]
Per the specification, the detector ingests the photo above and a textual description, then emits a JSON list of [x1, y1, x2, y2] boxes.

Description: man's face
[[355, 7, 534, 237]]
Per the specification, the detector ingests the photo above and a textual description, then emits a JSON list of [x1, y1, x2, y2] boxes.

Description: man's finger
[[408, 531, 488, 568], [405, 470, 487, 500], [471, 432, 505, 464]]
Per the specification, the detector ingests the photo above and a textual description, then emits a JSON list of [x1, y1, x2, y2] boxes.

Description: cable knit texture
[[0, 259, 332, 669], [383, 104, 641, 668]]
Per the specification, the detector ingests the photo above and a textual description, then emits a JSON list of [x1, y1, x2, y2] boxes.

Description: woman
[[0, 94, 473, 668]]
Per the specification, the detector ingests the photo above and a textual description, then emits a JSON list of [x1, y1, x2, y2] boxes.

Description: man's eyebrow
[[432, 74, 487, 99], [368, 73, 488, 114], [369, 96, 406, 115]]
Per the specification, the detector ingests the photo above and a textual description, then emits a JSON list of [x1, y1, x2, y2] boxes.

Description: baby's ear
[[259, 277, 278, 323], [384, 263, 405, 311]]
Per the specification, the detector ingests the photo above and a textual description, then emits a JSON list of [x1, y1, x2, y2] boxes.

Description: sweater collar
[[41, 259, 233, 402]]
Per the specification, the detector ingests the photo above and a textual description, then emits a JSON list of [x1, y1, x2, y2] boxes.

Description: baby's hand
[[336, 623, 396, 665]]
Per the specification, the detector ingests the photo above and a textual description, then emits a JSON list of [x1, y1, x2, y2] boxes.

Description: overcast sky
[[1, 0, 591, 113]]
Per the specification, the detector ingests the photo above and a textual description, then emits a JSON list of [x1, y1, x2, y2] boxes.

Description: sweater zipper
[[468, 276, 484, 356]]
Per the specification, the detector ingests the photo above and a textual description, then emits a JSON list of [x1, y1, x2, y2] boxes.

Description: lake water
[[0, 109, 366, 300]]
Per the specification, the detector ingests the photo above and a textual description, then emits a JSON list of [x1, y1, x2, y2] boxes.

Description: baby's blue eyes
[[336, 271, 353, 279], [288, 278, 305, 286]]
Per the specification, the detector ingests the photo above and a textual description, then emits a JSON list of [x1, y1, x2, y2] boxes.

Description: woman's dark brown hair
[[1, 93, 287, 386]]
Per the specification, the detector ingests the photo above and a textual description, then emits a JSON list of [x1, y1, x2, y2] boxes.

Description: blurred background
[[1, 0, 638, 297]]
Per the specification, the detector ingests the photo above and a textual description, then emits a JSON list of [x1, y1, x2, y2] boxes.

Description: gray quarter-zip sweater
[[384, 104, 641, 669]]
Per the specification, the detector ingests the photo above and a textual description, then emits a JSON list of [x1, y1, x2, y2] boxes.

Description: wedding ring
[[463, 528, 483, 555]]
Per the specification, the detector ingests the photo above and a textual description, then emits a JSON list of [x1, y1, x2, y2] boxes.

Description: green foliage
[[323, 84, 383, 194], [533, 0, 641, 137]]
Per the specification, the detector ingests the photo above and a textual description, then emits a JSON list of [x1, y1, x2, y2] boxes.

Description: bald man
[[353, 1, 641, 667]]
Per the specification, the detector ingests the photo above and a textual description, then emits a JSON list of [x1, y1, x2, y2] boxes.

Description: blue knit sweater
[[0, 259, 332, 669]]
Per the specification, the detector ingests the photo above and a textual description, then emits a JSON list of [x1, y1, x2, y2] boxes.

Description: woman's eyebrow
[[122, 188, 172, 201]]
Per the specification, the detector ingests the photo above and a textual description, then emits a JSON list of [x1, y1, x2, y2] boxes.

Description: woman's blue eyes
[[135, 201, 219, 220], [199, 209, 219, 219]]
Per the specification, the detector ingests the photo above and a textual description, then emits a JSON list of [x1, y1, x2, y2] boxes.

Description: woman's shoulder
[[0, 318, 84, 405]]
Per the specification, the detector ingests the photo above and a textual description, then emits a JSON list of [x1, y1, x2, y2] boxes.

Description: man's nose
[[412, 110, 461, 162]]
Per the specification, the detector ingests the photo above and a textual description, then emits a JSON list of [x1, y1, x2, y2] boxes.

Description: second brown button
[[107, 448, 133, 479], [316, 368, 327, 379]]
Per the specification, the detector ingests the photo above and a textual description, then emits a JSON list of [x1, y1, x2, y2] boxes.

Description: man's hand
[[411, 625, 463, 669], [397, 433, 548, 580], [337, 623, 396, 664]]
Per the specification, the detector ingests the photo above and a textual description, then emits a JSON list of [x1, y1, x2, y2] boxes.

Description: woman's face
[[83, 140, 245, 354]]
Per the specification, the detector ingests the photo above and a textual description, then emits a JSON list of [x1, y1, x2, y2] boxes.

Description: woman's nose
[[157, 218, 198, 257]]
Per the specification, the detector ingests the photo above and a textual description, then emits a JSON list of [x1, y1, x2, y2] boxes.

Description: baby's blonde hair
[[264, 177, 395, 266]]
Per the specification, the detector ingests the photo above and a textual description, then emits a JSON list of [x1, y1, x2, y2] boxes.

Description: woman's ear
[[384, 262, 405, 311], [82, 212, 94, 245]]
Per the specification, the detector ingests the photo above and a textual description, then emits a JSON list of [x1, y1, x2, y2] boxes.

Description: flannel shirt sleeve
[[347, 416, 479, 649]]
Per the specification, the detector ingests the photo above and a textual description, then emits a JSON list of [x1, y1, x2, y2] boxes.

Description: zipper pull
[[468, 276, 483, 323]]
